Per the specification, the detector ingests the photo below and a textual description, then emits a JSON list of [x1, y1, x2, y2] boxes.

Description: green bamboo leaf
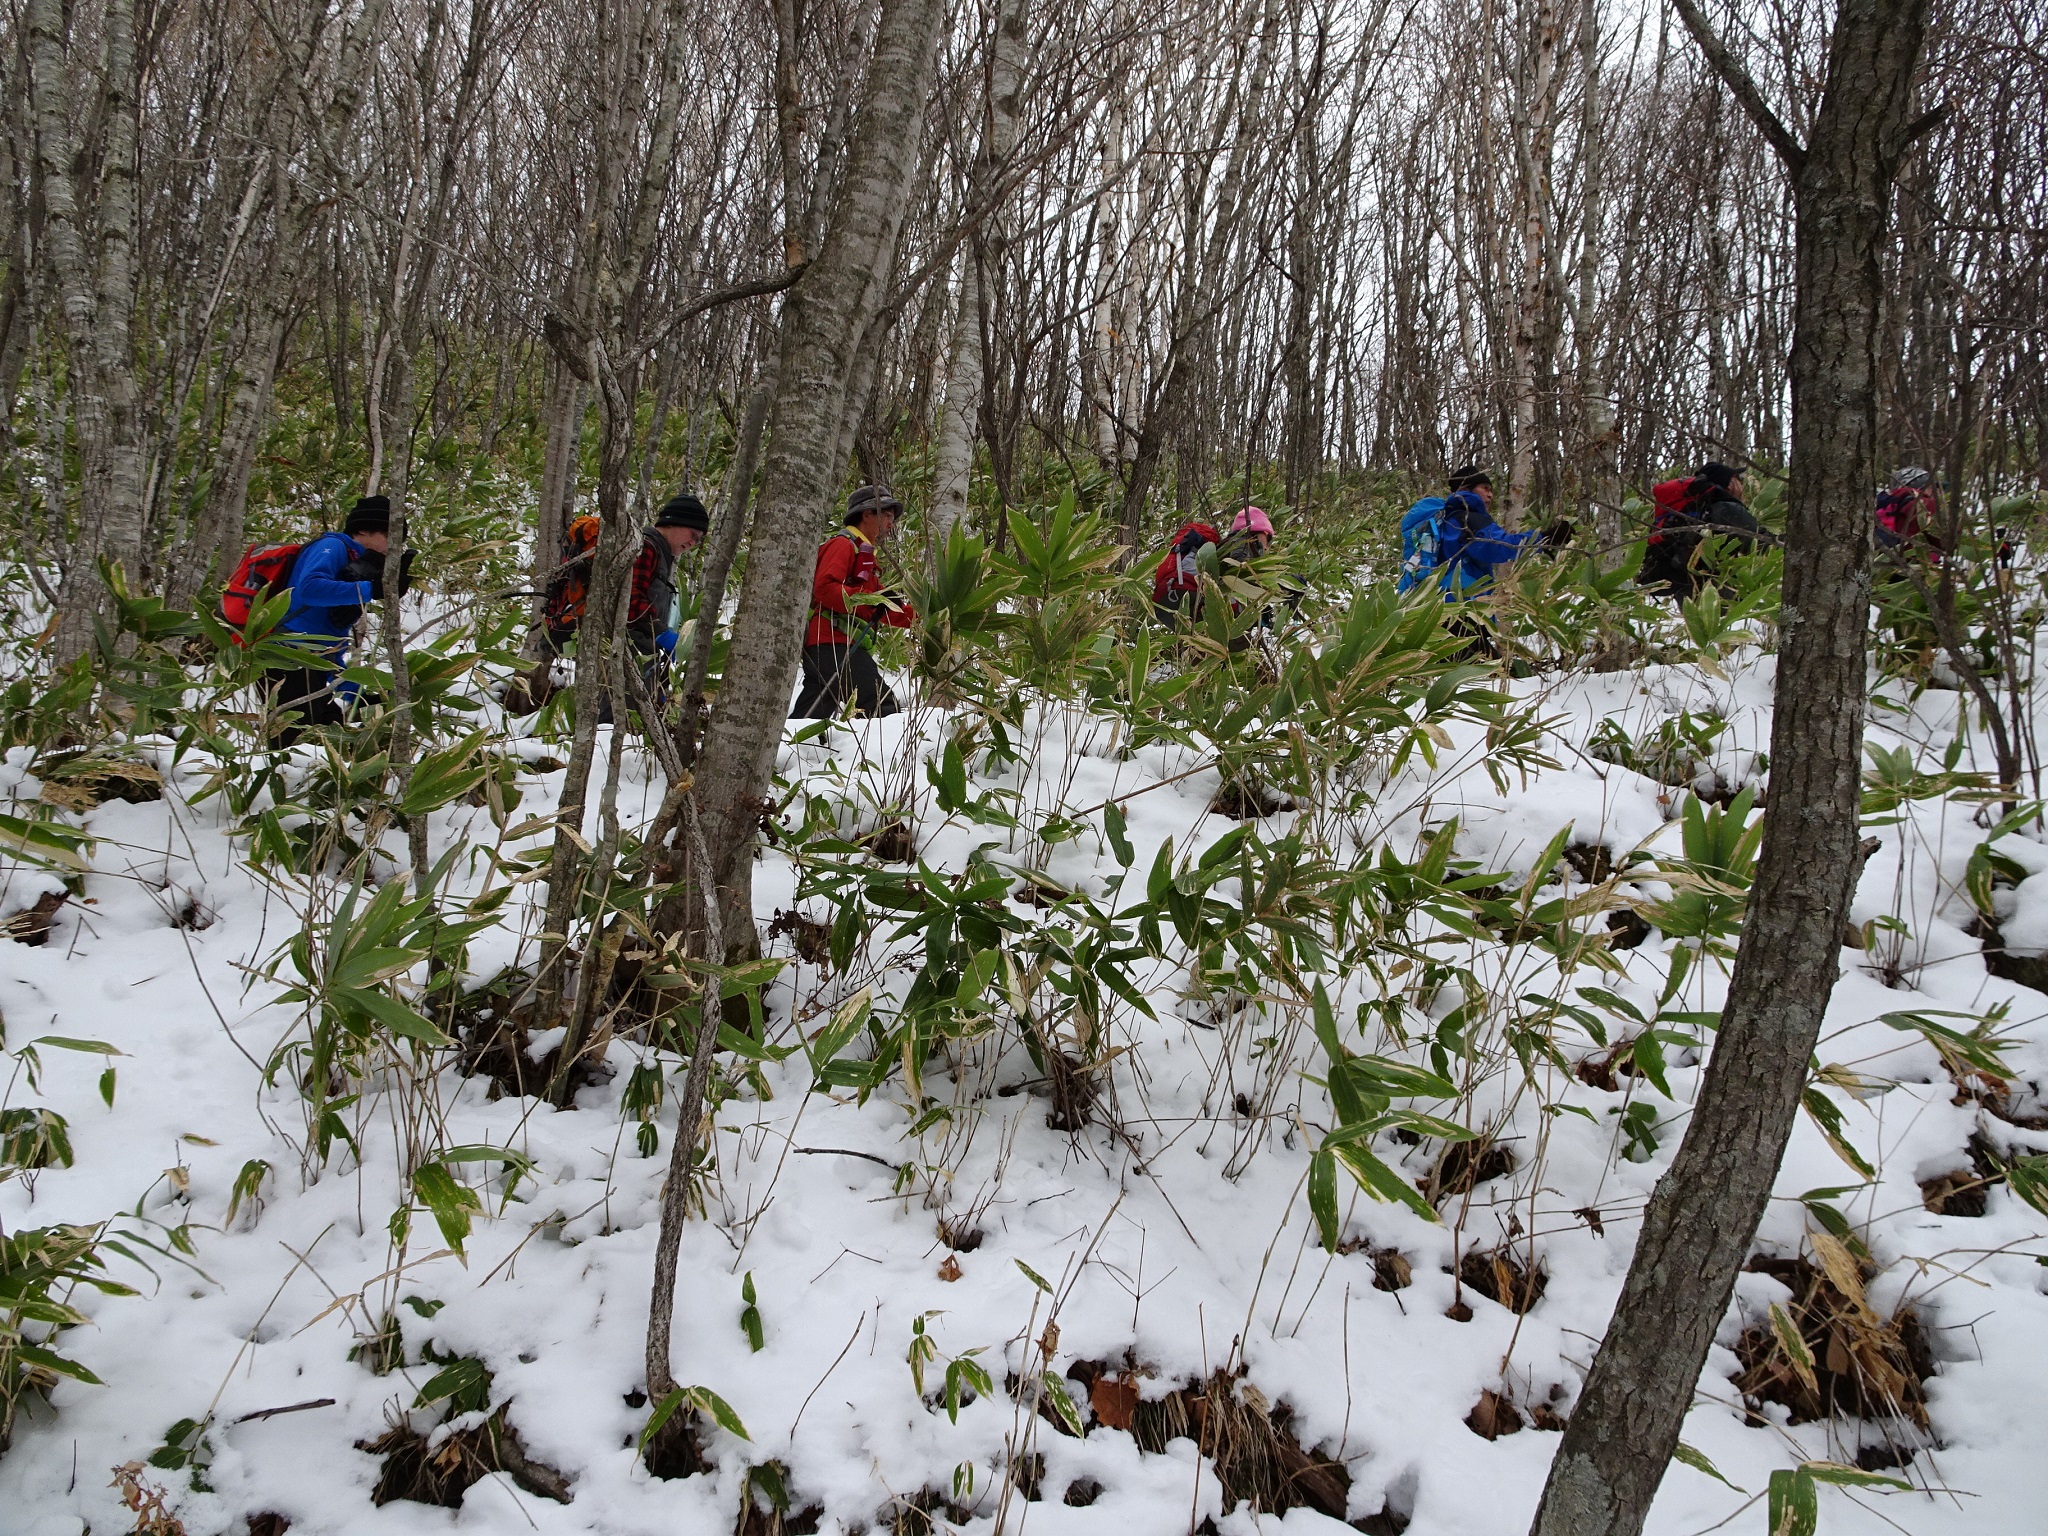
[[1801, 1460, 1911, 1492], [13, 1342, 104, 1385], [1102, 802, 1134, 867], [686, 1385, 751, 1441], [1768, 1467, 1818, 1536], [1308, 1148, 1340, 1252], [1768, 1302, 1818, 1396], [1040, 1373, 1085, 1436], [411, 1161, 482, 1257], [340, 985, 453, 1047], [1800, 1087, 1875, 1179], [1330, 1137, 1439, 1223], [28, 1036, 124, 1056], [413, 1357, 490, 1411], [639, 1388, 688, 1452], [1672, 1441, 1745, 1492], [1344, 1054, 1458, 1100]]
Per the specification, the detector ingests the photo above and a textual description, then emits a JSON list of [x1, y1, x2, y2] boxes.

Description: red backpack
[[541, 515, 603, 632], [1151, 521, 1222, 610], [1645, 479, 1696, 546], [221, 542, 304, 629], [1874, 487, 1930, 549]]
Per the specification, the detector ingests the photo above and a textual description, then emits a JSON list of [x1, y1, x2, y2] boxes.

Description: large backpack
[[1640, 478, 1704, 583], [1397, 498, 1447, 593], [1874, 487, 1925, 550], [1151, 521, 1222, 613], [221, 542, 305, 629], [541, 514, 603, 633]]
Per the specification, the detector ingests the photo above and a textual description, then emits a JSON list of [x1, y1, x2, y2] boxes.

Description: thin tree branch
[[1668, 0, 1807, 174], [623, 263, 811, 366]]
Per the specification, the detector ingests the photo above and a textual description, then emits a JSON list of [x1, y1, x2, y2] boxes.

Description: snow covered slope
[[3, 649, 2046, 1536]]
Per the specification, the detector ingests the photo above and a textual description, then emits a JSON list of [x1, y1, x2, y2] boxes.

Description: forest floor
[[3, 641, 2047, 1536]]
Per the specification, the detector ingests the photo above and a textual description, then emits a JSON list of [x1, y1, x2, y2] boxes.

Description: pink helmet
[[1230, 505, 1275, 537]]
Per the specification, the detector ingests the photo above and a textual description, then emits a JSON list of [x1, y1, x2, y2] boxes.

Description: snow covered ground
[[4, 647, 2047, 1536]]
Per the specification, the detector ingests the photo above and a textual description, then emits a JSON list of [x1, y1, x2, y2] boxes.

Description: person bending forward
[[793, 486, 917, 719]]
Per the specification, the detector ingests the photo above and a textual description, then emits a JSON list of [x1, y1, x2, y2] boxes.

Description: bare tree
[[1528, 0, 1939, 1529], [26, 0, 147, 661], [672, 0, 947, 964]]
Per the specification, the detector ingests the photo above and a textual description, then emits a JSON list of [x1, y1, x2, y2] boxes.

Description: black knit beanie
[[656, 493, 710, 532], [344, 495, 391, 536], [1448, 465, 1492, 492], [1695, 462, 1740, 491]]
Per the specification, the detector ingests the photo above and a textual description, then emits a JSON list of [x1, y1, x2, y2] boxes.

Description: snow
[[3, 644, 2047, 1536]]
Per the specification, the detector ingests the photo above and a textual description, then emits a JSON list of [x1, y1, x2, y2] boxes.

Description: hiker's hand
[[1541, 518, 1576, 551], [654, 629, 679, 658], [362, 550, 416, 600]]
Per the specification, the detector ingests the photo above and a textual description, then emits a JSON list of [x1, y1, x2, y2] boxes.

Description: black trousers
[[1446, 610, 1500, 662], [792, 643, 899, 720], [265, 665, 347, 745]]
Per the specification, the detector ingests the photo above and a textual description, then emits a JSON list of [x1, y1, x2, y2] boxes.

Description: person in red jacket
[[792, 485, 917, 719]]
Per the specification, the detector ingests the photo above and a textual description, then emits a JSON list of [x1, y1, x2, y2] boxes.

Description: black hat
[[844, 485, 904, 525], [1448, 465, 1492, 491], [1695, 461, 1740, 490], [656, 493, 709, 532], [344, 495, 391, 536]]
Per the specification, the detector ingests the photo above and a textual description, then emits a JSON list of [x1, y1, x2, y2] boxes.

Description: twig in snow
[[233, 1398, 337, 1424], [793, 1146, 902, 1171]]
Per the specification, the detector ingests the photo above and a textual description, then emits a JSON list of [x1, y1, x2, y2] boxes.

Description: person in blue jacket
[[1398, 464, 1494, 592], [268, 495, 412, 743], [1422, 471, 1573, 658]]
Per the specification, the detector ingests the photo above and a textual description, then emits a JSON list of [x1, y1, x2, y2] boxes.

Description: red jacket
[[804, 529, 916, 648]]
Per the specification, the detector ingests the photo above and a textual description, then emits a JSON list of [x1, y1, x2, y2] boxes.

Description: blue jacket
[[1437, 492, 1537, 600], [278, 532, 375, 660]]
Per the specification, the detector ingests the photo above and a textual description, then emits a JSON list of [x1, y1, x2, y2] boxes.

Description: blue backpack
[[1397, 497, 1448, 592]]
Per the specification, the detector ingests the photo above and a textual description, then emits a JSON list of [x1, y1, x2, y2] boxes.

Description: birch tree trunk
[[30, 0, 147, 662], [533, 0, 701, 1032], [1571, 0, 1621, 559], [678, 0, 946, 960], [523, 360, 583, 658], [1528, 0, 1935, 1529], [928, 0, 1031, 541], [1084, 89, 1127, 472], [1506, 0, 1563, 528]]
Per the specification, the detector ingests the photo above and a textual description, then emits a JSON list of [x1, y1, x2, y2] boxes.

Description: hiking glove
[[368, 548, 416, 600], [654, 629, 679, 658]]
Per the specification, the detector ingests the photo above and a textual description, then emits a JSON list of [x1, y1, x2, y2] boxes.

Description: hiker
[[259, 495, 413, 744], [630, 494, 709, 660], [792, 485, 916, 719], [540, 493, 708, 658], [1152, 505, 1289, 628], [1637, 462, 1772, 600], [1408, 473, 1573, 660], [1398, 465, 1491, 594], [1424, 472, 1570, 600], [1875, 468, 1941, 561]]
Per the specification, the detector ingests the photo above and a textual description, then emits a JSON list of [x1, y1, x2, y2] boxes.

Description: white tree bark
[[1084, 88, 1127, 471], [1506, 0, 1563, 529], [30, 0, 147, 662], [927, 0, 1032, 541]]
